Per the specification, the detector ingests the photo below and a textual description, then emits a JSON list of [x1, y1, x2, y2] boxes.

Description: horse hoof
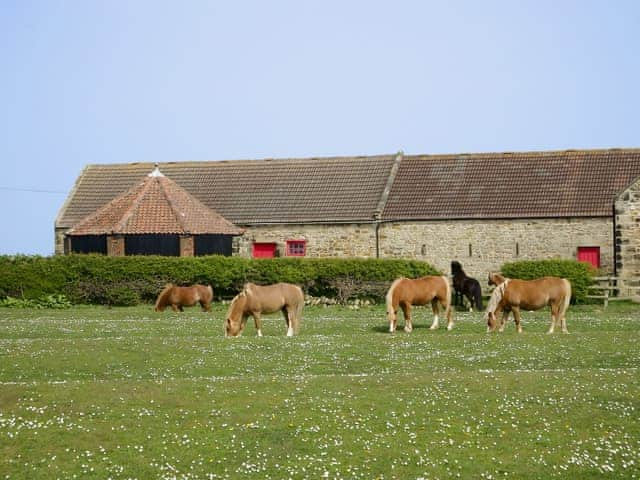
[[404, 326, 413, 333], [447, 324, 454, 331]]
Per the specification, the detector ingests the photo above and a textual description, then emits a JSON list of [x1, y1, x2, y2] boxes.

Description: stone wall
[[57, 216, 616, 280], [233, 218, 613, 280], [615, 177, 640, 296], [235, 224, 377, 258], [377, 217, 613, 279]]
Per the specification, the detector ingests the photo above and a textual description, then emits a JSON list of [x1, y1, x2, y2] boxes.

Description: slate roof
[[382, 149, 640, 220], [57, 155, 398, 228], [66, 169, 242, 235], [57, 149, 640, 231]]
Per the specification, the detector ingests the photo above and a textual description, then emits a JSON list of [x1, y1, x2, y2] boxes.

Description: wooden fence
[[586, 276, 640, 307]]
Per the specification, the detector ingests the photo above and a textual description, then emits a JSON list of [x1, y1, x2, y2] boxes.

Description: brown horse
[[154, 284, 213, 312], [225, 282, 304, 337], [485, 272, 571, 333], [386, 276, 453, 333]]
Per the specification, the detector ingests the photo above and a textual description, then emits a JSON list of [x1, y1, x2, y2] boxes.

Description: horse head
[[488, 272, 506, 286], [451, 261, 463, 275]]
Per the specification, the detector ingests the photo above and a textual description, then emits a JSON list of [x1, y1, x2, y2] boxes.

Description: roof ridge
[[159, 176, 198, 234], [403, 147, 640, 161], [113, 178, 161, 233], [79, 148, 640, 170]]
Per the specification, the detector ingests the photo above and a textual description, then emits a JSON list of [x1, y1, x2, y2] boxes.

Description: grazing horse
[[225, 282, 304, 337], [386, 276, 453, 333], [485, 272, 571, 334], [451, 261, 483, 311], [154, 284, 213, 312]]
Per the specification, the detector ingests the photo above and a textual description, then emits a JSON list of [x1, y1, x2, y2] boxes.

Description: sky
[[1, 1, 639, 256]]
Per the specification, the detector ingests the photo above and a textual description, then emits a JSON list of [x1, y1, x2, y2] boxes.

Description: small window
[[286, 240, 306, 257]]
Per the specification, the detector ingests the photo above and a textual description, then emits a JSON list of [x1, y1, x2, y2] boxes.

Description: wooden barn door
[[577, 246, 600, 269]]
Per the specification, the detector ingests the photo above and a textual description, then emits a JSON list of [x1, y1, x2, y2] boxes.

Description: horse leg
[[388, 308, 397, 333], [547, 304, 559, 334], [498, 308, 509, 333], [444, 299, 454, 331], [464, 292, 474, 312], [402, 303, 413, 333], [178, 305, 184, 312], [171, 304, 180, 312], [200, 300, 211, 312], [512, 307, 523, 333], [282, 307, 295, 337], [253, 313, 263, 337], [429, 299, 440, 330], [561, 313, 569, 334]]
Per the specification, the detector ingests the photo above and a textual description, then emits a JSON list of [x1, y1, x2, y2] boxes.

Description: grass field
[[0, 302, 639, 479]]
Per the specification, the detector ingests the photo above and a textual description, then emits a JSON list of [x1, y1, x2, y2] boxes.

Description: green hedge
[[0, 255, 440, 306], [500, 259, 596, 303]]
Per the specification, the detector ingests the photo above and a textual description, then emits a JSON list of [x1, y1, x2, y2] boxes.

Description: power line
[[0, 186, 67, 194]]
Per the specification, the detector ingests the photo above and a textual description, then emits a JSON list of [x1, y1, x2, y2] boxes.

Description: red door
[[577, 246, 600, 269], [252, 242, 277, 258]]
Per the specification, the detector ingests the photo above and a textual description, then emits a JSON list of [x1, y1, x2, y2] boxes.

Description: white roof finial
[[148, 163, 164, 177]]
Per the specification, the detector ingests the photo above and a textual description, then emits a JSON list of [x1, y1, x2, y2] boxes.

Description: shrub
[[500, 259, 596, 303], [0, 255, 439, 306], [0, 294, 72, 309]]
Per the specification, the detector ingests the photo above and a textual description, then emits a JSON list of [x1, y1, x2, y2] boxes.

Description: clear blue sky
[[1, 1, 639, 255]]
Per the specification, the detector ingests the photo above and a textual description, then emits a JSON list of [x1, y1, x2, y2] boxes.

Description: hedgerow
[[0, 255, 439, 306], [500, 259, 596, 303]]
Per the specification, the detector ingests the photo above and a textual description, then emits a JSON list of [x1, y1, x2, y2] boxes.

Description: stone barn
[[64, 166, 242, 256], [56, 148, 640, 293]]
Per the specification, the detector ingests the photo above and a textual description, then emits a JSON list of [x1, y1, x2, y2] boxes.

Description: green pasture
[[0, 303, 639, 479]]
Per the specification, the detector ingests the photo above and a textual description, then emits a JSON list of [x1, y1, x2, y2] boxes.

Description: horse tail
[[441, 275, 451, 308], [291, 285, 304, 334], [154, 283, 174, 311], [206, 285, 214, 302], [441, 275, 453, 324], [560, 278, 572, 316]]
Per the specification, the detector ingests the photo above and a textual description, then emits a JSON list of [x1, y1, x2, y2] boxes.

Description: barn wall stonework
[[615, 177, 640, 296], [378, 218, 613, 279], [236, 224, 377, 258], [234, 218, 613, 281]]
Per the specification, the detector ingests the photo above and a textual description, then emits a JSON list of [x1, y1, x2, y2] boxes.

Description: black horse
[[451, 261, 483, 311]]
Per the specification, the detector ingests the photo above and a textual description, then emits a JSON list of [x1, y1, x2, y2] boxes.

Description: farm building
[[56, 148, 640, 294]]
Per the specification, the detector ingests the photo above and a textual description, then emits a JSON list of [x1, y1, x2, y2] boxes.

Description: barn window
[[286, 240, 306, 256]]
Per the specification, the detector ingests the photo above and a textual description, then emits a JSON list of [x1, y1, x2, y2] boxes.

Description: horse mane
[[484, 278, 510, 319], [228, 290, 247, 314], [385, 277, 406, 309], [154, 283, 175, 310]]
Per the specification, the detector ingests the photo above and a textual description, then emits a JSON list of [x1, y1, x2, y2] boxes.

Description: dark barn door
[[194, 235, 234, 256], [125, 235, 180, 256], [69, 235, 107, 254]]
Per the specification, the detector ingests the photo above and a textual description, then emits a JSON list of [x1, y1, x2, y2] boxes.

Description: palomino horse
[[225, 282, 304, 337], [386, 276, 453, 333], [154, 283, 214, 312], [485, 272, 571, 333], [451, 260, 483, 311]]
